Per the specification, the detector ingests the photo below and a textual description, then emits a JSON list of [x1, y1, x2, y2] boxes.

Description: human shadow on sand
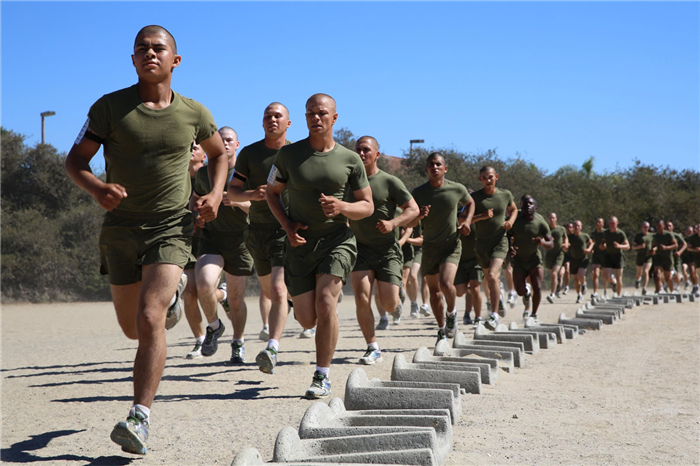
[[0, 429, 133, 465]]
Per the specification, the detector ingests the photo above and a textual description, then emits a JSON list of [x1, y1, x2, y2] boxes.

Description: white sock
[[208, 318, 221, 331], [316, 366, 330, 376], [232, 338, 244, 345], [368, 342, 379, 351], [448, 309, 457, 316], [131, 404, 150, 423], [168, 294, 177, 308], [439, 325, 446, 332], [267, 339, 279, 352], [195, 336, 205, 344]]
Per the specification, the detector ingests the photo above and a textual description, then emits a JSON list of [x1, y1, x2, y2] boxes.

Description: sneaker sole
[[304, 389, 331, 399], [359, 356, 383, 365], [185, 353, 202, 359], [546, 297, 554, 304], [484, 321, 497, 331], [256, 351, 276, 374], [110, 422, 146, 455]]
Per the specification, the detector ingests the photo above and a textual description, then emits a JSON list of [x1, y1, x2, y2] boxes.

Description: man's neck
[[228, 155, 236, 169], [137, 79, 173, 110], [365, 163, 379, 177], [264, 133, 288, 150], [483, 185, 496, 195], [429, 177, 446, 188], [308, 133, 335, 152]]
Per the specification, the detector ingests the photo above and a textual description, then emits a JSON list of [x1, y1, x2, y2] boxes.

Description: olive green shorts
[[413, 246, 423, 265], [545, 250, 565, 269], [512, 254, 544, 276], [246, 224, 286, 277], [454, 257, 484, 285], [421, 237, 462, 277], [184, 232, 201, 270], [673, 255, 683, 273], [475, 235, 509, 270], [635, 254, 652, 267], [284, 225, 357, 297], [591, 251, 604, 266], [570, 257, 590, 274], [603, 253, 625, 270], [353, 242, 403, 286], [402, 243, 414, 268], [99, 209, 193, 286], [653, 255, 673, 272], [198, 229, 254, 276]]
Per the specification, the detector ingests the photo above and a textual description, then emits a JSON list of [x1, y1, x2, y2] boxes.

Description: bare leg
[[195, 255, 225, 325], [469, 280, 482, 320], [528, 267, 544, 314], [438, 262, 459, 313], [225, 273, 248, 340], [425, 274, 445, 327], [267, 267, 290, 342], [351, 271, 377, 345], [486, 258, 504, 313], [182, 268, 204, 339]]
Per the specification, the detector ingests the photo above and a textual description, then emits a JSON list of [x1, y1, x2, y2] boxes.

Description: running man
[[507, 195, 553, 322], [228, 103, 293, 374], [561, 222, 575, 295], [681, 225, 695, 290], [193, 127, 254, 364], [650, 219, 678, 292], [411, 153, 474, 341], [470, 166, 518, 330], [406, 224, 432, 318], [631, 221, 654, 295], [568, 220, 594, 302], [64, 25, 228, 455], [666, 222, 687, 289], [589, 218, 606, 298], [348, 136, 418, 364], [545, 212, 569, 304], [600, 216, 630, 297], [685, 224, 700, 294], [455, 194, 484, 327], [266, 93, 373, 398]]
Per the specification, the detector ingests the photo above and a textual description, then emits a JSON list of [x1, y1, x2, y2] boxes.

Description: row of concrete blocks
[[231, 297, 647, 465]]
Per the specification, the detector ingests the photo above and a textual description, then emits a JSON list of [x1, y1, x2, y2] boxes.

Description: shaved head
[[265, 102, 290, 118], [306, 93, 336, 113], [218, 126, 238, 139], [135, 25, 177, 53], [357, 136, 379, 151]]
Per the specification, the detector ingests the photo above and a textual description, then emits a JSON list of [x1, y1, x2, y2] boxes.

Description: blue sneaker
[[230, 341, 245, 364], [201, 321, 226, 357], [359, 347, 383, 365], [304, 371, 331, 399], [110, 407, 149, 455], [256, 347, 277, 374]]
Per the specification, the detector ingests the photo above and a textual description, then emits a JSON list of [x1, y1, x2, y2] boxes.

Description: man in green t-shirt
[[347, 136, 418, 364], [507, 195, 553, 322], [228, 103, 295, 375], [589, 218, 607, 298], [406, 224, 431, 318], [192, 127, 254, 365], [455, 190, 485, 327], [266, 94, 373, 399], [469, 166, 518, 330], [681, 225, 695, 290], [410, 153, 474, 342], [631, 221, 654, 295], [65, 26, 228, 455], [600, 216, 630, 297], [686, 224, 700, 294], [666, 222, 688, 289], [568, 220, 594, 303], [650, 219, 678, 292], [544, 212, 569, 304]]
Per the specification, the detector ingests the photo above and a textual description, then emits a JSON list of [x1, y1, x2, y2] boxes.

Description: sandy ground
[[2, 286, 699, 465]]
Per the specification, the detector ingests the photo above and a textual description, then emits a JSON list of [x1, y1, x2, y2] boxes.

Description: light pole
[[409, 139, 424, 156], [40, 111, 56, 144]]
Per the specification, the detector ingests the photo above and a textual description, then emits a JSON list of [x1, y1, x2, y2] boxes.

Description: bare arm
[[195, 133, 228, 223], [319, 186, 374, 221], [534, 234, 554, 250], [502, 201, 518, 230], [398, 226, 413, 247], [457, 199, 475, 235], [377, 198, 419, 234], [266, 180, 307, 247]]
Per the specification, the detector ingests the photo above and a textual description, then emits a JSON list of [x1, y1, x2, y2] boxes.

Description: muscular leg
[[469, 280, 482, 320], [407, 262, 420, 302], [528, 267, 544, 314], [438, 262, 459, 313], [182, 268, 204, 339], [424, 274, 445, 327], [612, 268, 623, 296], [376, 280, 400, 316], [195, 255, 226, 325], [351, 270, 377, 345], [503, 261, 514, 293], [267, 267, 290, 342], [575, 268, 586, 293], [257, 274, 271, 329], [111, 283, 141, 340], [591, 265, 601, 294], [550, 265, 560, 294], [420, 274, 430, 306], [225, 273, 248, 340], [485, 258, 504, 313], [314, 274, 343, 368]]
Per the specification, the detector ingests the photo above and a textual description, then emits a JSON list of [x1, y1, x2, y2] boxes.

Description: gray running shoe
[[419, 304, 431, 316], [392, 304, 402, 325], [375, 318, 389, 330], [299, 328, 315, 339], [507, 291, 517, 308], [305, 371, 331, 399], [359, 347, 383, 365], [635, 279, 640, 289], [186, 342, 202, 359], [165, 273, 187, 330], [259, 326, 270, 341], [463, 312, 473, 325], [201, 321, 226, 357], [582, 283, 587, 295], [410, 302, 419, 318], [230, 342, 245, 364], [110, 407, 149, 455], [445, 312, 457, 338], [256, 347, 277, 374], [399, 286, 406, 304], [218, 281, 230, 315], [484, 314, 498, 331]]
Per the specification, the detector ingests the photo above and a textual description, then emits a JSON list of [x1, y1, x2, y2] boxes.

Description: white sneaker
[[186, 341, 203, 359], [299, 328, 315, 339], [484, 313, 499, 330], [522, 311, 530, 322], [410, 302, 419, 318], [259, 326, 270, 341], [472, 318, 484, 329], [166, 273, 187, 330], [359, 347, 383, 365], [419, 304, 431, 317], [546, 294, 554, 304], [392, 304, 402, 325], [507, 291, 517, 308]]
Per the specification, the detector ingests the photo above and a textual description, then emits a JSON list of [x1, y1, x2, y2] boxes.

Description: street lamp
[[40, 111, 56, 144], [409, 139, 424, 155]]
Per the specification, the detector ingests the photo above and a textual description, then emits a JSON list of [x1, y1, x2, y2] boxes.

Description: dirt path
[[2, 288, 699, 465]]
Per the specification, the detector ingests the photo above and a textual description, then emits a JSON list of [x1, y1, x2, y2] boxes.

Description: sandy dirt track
[[2, 288, 699, 465]]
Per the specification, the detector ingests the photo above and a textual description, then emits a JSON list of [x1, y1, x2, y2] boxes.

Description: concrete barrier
[[502, 323, 558, 348], [328, 397, 453, 425], [273, 426, 437, 466], [390, 354, 483, 392], [450, 332, 523, 369], [523, 318, 574, 341], [575, 309, 616, 324], [558, 312, 603, 330], [413, 347, 500, 383], [344, 368, 462, 424], [473, 323, 539, 354]]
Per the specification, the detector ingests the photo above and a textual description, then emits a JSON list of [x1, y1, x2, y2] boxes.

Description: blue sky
[[2, 1, 698, 175]]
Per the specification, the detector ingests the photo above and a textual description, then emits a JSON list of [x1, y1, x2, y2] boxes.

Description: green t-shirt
[[509, 212, 551, 261], [234, 139, 291, 225], [271, 138, 368, 233], [591, 229, 606, 256], [549, 225, 567, 255], [633, 232, 654, 261], [672, 232, 686, 253], [347, 170, 413, 247], [459, 229, 477, 262], [194, 166, 248, 233], [687, 233, 700, 260], [412, 222, 423, 253], [568, 233, 591, 260], [471, 188, 514, 245], [654, 231, 676, 260], [411, 179, 471, 246], [87, 85, 218, 215], [603, 229, 628, 258]]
